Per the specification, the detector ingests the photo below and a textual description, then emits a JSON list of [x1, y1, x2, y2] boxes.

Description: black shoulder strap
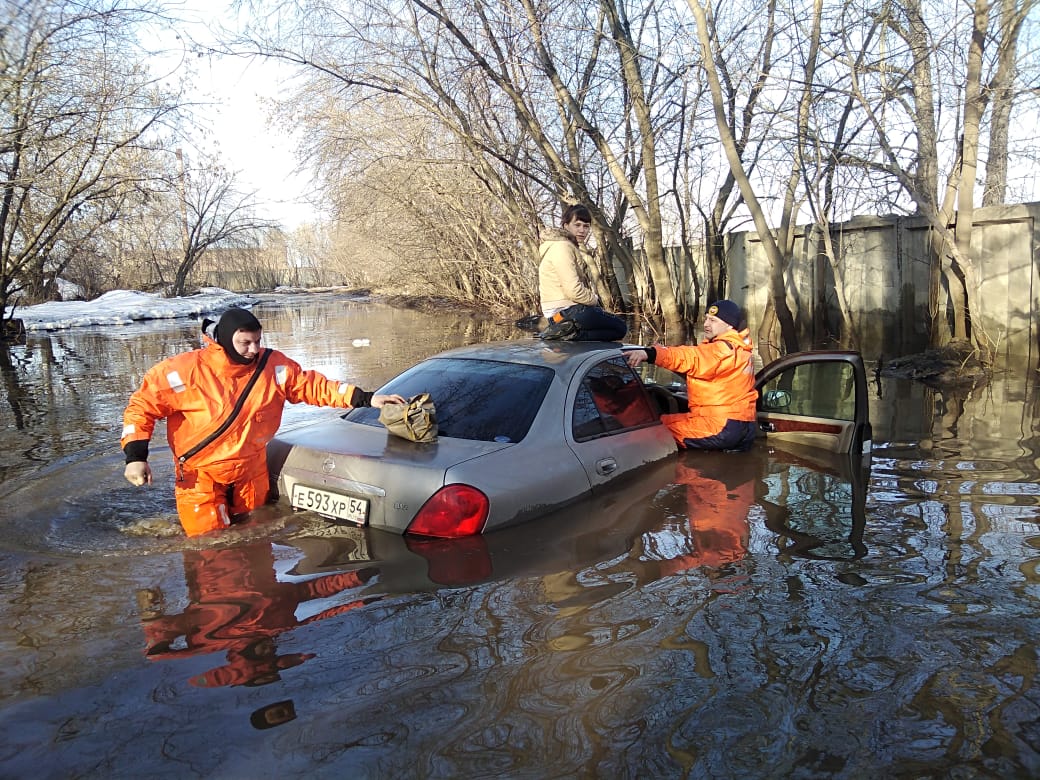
[[177, 348, 274, 467]]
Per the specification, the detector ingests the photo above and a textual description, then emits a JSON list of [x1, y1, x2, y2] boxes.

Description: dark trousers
[[561, 304, 628, 341], [682, 419, 758, 452]]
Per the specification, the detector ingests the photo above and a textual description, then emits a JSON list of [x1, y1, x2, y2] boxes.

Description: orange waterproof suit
[[654, 328, 758, 448], [121, 336, 360, 535]]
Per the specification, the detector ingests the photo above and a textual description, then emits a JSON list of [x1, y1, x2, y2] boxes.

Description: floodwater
[[0, 292, 1038, 779]]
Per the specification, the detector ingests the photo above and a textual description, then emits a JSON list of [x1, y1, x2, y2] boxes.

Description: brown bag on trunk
[[378, 393, 438, 443]]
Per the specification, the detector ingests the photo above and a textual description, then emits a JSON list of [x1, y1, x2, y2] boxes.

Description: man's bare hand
[[124, 461, 152, 486], [371, 393, 407, 408], [625, 349, 648, 368]]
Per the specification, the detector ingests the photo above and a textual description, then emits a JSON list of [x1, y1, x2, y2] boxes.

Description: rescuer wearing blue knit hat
[[624, 299, 759, 452]]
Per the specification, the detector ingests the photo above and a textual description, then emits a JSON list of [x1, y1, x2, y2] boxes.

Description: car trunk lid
[[268, 420, 513, 532]]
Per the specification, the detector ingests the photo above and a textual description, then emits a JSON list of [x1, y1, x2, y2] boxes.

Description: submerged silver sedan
[[266, 340, 871, 538]]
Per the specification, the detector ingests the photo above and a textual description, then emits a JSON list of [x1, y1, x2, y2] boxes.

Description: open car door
[[755, 351, 872, 455]]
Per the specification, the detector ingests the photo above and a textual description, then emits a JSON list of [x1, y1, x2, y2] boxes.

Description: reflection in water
[[1, 295, 1040, 776], [760, 446, 869, 562], [250, 699, 298, 730], [404, 535, 494, 586], [138, 540, 378, 688], [637, 456, 755, 576]]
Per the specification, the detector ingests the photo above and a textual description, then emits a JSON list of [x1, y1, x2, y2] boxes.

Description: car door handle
[[596, 458, 618, 476]]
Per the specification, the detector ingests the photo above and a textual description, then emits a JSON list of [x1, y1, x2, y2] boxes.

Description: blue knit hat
[[707, 300, 743, 329]]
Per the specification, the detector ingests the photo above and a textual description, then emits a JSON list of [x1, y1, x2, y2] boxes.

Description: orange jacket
[[654, 328, 757, 441], [121, 336, 358, 483]]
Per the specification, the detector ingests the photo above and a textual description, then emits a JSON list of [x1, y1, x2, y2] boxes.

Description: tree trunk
[[599, 0, 682, 334], [704, 219, 723, 305], [982, 0, 1035, 206], [952, 0, 990, 358], [687, 0, 799, 353], [171, 252, 194, 298]]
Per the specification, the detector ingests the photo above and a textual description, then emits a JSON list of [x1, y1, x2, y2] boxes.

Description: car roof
[[428, 339, 631, 381]]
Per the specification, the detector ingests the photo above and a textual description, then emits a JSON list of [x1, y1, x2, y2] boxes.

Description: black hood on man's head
[[215, 307, 262, 364]]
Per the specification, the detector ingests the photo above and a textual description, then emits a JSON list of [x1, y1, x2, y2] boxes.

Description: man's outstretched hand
[[371, 393, 407, 408]]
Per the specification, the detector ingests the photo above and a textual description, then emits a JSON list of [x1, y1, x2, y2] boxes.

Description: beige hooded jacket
[[537, 227, 600, 317]]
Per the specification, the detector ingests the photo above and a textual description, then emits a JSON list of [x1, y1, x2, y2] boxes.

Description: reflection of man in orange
[[647, 456, 757, 576], [588, 374, 655, 429], [138, 540, 377, 687]]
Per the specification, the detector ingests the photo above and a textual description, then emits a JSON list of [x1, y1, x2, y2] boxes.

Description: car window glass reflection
[[344, 358, 554, 443], [573, 358, 656, 441], [760, 362, 856, 421]]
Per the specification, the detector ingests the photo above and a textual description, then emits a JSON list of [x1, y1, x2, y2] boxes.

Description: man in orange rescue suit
[[625, 299, 758, 452], [121, 307, 405, 536]]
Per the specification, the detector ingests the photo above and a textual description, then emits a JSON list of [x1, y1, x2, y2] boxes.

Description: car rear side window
[[343, 358, 553, 443], [573, 358, 657, 441]]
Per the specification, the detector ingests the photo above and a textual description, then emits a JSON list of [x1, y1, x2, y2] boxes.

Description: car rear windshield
[[343, 357, 554, 443]]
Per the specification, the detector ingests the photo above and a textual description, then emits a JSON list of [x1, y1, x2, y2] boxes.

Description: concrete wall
[[728, 201, 1039, 366]]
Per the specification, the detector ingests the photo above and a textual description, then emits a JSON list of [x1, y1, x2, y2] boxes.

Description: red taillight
[[405, 484, 489, 538]]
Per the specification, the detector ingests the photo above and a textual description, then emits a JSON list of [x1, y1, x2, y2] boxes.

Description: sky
[[194, 55, 317, 230], [155, 4, 317, 231]]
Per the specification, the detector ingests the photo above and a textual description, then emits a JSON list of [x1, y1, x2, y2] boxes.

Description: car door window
[[759, 361, 857, 420], [572, 358, 657, 441]]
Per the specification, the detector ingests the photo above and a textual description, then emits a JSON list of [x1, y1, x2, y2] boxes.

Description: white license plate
[[290, 484, 369, 525]]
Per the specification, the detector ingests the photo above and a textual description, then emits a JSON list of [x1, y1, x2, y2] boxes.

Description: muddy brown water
[[0, 292, 1038, 778]]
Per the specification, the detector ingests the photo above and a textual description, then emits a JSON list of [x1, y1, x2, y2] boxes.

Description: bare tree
[[532, 0, 683, 330], [981, 0, 1037, 206], [218, 0, 1037, 352], [833, 0, 1038, 358], [286, 98, 541, 308], [0, 0, 182, 323], [225, 0, 696, 331], [167, 153, 277, 296], [686, 1, 775, 309], [681, 0, 1037, 358], [686, 0, 802, 356]]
